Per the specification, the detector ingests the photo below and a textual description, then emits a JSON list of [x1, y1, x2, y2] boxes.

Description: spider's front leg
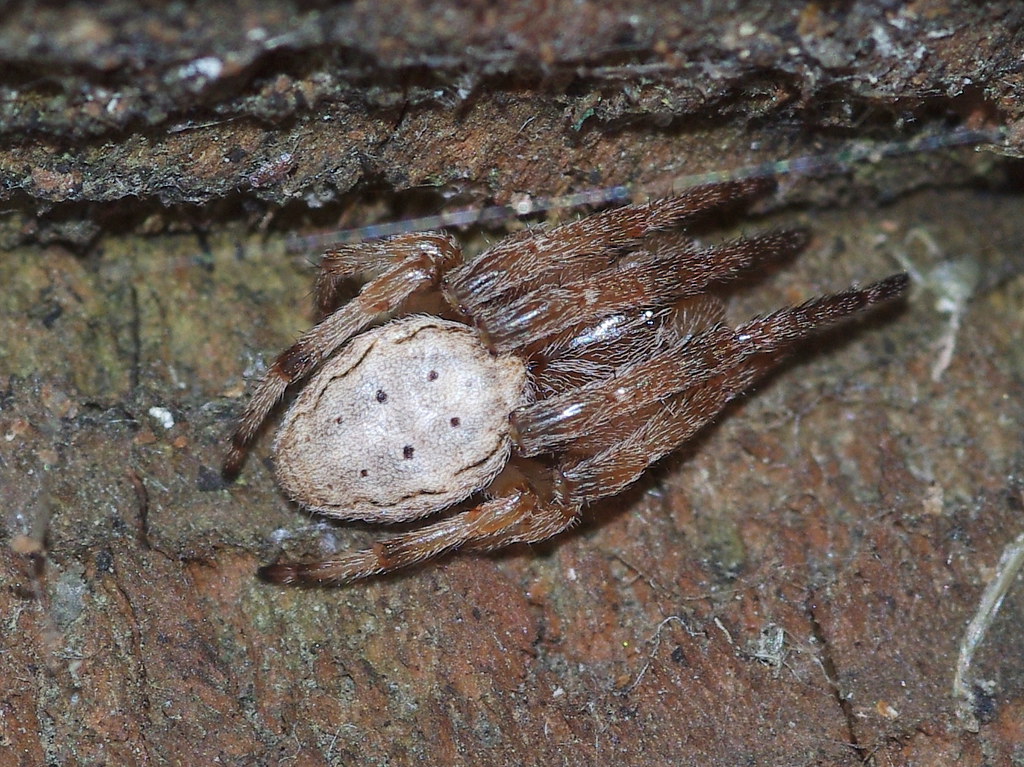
[[446, 179, 773, 317], [260, 486, 579, 585], [532, 274, 911, 504], [223, 232, 461, 479]]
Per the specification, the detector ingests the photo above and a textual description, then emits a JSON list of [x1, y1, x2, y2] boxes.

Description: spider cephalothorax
[[223, 180, 907, 584]]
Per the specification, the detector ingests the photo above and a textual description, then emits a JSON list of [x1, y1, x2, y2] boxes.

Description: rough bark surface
[[1, 2, 1023, 766]]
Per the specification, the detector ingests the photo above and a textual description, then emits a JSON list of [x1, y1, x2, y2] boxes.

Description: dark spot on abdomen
[[403, 445, 415, 459]]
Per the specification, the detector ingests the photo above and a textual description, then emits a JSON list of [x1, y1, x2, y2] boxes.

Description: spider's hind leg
[[313, 234, 455, 317], [260, 488, 577, 585]]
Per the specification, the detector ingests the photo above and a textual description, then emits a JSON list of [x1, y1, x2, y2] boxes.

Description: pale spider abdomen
[[273, 315, 529, 522]]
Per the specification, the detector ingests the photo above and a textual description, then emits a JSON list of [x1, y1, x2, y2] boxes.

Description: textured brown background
[[2, 2, 1023, 765]]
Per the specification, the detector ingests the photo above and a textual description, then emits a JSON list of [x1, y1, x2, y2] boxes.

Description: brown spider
[[223, 180, 908, 585]]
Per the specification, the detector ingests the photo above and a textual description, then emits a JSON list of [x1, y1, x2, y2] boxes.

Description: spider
[[223, 179, 908, 585]]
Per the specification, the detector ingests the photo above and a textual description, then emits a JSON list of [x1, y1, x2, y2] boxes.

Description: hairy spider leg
[[458, 495, 581, 554], [311, 235, 459, 317], [532, 295, 728, 396], [549, 274, 910, 503], [444, 179, 772, 318], [223, 233, 462, 479], [262, 460, 586, 584], [513, 273, 908, 457], [560, 361, 775, 504], [260, 490, 550, 584], [478, 228, 809, 354], [515, 322, 756, 455]]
